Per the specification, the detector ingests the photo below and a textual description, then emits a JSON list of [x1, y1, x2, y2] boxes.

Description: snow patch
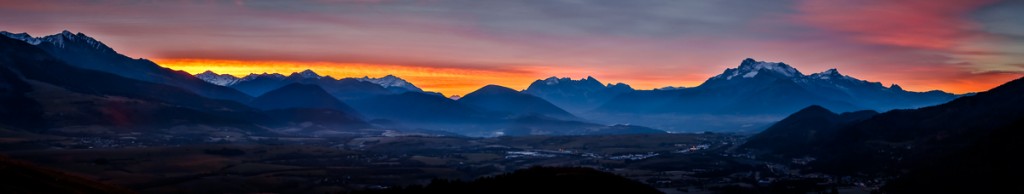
[[195, 71, 241, 86], [718, 58, 803, 80], [742, 71, 758, 78], [2, 30, 111, 51], [357, 75, 423, 92], [544, 77, 560, 85]]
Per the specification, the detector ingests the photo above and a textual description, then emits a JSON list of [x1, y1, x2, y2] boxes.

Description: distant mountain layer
[[250, 83, 359, 115], [459, 85, 576, 120], [742, 76, 1024, 193], [229, 70, 396, 100], [598, 58, 959, 116], [355, 75, 424, 93], [1, 31, 252, 103], [195, 70, 241, 86], [248, 83, 368, 130], [570, 58, 960, 132], [195, 70, 427, 99], [0, 30, 664, 137], [523, 76, 633, 113], [348, 89, 654, 136]]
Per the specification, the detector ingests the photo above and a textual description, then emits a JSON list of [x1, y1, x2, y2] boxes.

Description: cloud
[[973, 0, 1024, 37], [792, 0, 998, 50], [2, 0, 1021, 94], [782, 0, 1024, 93]]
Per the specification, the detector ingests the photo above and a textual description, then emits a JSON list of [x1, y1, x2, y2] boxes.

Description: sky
[[2, 0, 1023, 96]]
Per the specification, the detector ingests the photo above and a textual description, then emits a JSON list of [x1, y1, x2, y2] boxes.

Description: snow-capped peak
[[820, 68, 839, 75], [543, 76, 562, 85], [1, 30, 113, 52], [714, 58, 804, 80], [1, 31, 42, 45], [356, 75, 423, 92], [658, 86, 687, 90], [810, 68, 840, 79], [194, 70, 241, 86], [808, 68, 861, 82], [241, 72, 286, 81], [735, 58, 802, 77], [44, 30, 108, 50], [539, 76, 604, 87], [297, 69, 321, 79]]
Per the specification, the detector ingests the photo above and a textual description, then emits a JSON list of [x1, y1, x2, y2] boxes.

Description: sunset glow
[[154, 58, 709, 96], [155, 58, 545, 96]]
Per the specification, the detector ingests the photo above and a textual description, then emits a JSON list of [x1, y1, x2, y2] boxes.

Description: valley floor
[[0, 132, 878, 194]]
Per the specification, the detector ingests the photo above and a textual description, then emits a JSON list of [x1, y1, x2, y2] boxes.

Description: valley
[[0, 131, 877, 194]]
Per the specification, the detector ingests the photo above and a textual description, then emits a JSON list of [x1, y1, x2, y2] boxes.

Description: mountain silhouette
[[740, 105, 876, 158], [600, 58, 956, 115], [590, 58, 959, 132], [742, 75, 1024, 193], [0, 35, 267, 131], [355, 74, 425, 93], [250, 83, 359, 115], [459, 85, 576, 120], [1, 30, 252, 102], [523, 76, 634, 113], [227, 69, 398, 100]]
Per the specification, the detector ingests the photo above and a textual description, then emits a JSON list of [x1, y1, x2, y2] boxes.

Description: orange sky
[[156, 58, 545, 96], [155, 58, 707, 96]]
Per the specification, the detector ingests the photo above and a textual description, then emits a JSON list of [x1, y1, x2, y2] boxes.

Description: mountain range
[[566, 58, 960, 131], [196, 70, 427, 96], [202, 70, 420, 100], [0, 33, 268, 133], [189, 53, 959, 134], [523, 76, 634, 113], [597, 58, 957, 115], [0, 31, 252, 103], [1, 30, 662, 136], [0, 30, 971, 137], [4, 26, 1024, 194]]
